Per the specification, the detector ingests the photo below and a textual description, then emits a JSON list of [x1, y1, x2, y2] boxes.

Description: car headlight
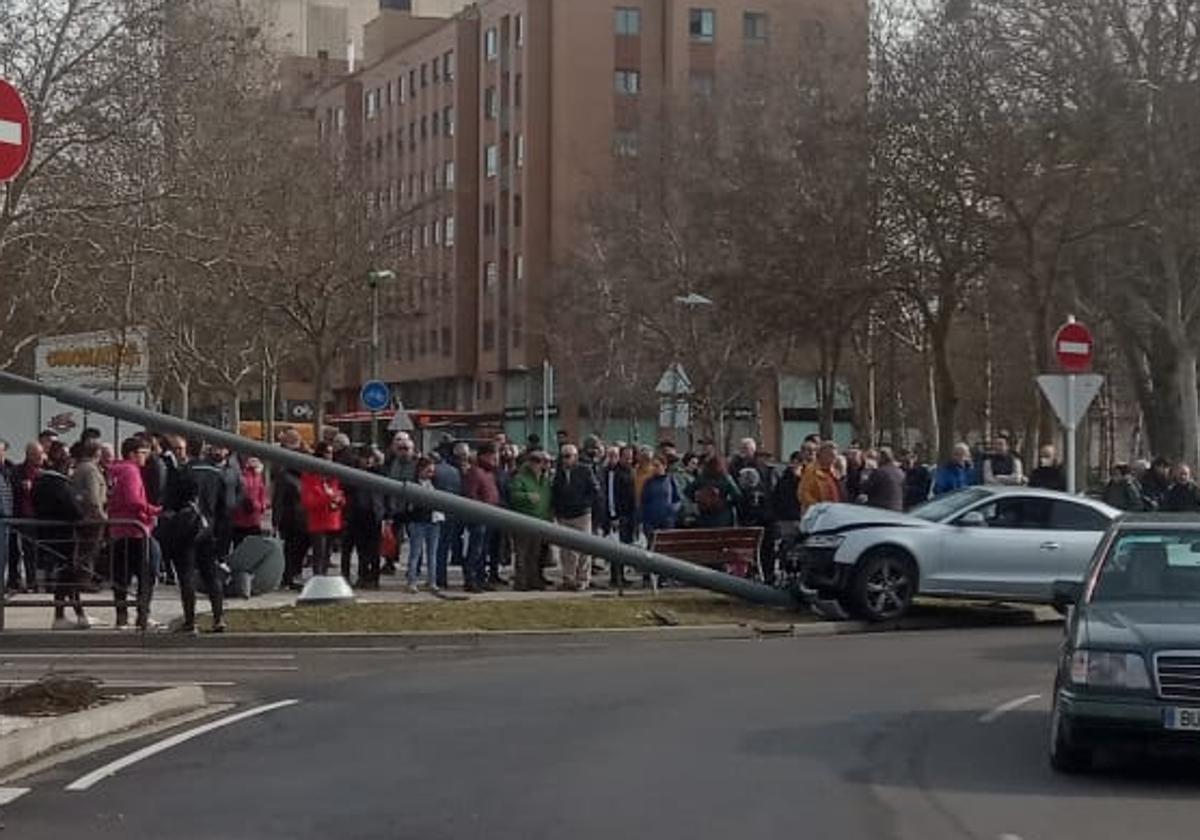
[[1069, 650, 1151, 690], [804, 534, 845, 550]]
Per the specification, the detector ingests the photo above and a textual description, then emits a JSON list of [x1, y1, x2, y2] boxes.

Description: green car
[[1050, 514, 1200, 773]]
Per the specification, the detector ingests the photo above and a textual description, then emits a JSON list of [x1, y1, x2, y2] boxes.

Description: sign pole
[[1065, 373, 1076, 495]]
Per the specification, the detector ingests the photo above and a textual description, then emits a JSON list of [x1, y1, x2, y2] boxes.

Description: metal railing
[[0, 518, 154, 630]]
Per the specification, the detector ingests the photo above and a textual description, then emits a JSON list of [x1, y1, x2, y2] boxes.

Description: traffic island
[[0, 680, 207, 776]]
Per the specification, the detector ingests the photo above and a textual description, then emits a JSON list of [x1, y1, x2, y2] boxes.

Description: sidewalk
[[0, 557, 660, 631]]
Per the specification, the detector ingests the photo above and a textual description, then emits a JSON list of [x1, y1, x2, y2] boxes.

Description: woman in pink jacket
[[232, 457, 268, 546], [107, 437, 161, 630]]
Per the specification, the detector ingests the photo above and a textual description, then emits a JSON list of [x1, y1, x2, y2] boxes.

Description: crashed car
[[799, 486, 1119, 621]]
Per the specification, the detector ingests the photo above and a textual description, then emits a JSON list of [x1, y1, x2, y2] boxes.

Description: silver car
[[799, 486, 1120, 621]]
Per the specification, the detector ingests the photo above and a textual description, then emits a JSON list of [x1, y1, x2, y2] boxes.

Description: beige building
[[313, 0, 867, 447]]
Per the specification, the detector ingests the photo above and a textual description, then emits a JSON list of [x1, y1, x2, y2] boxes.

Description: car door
[[1028, 501, 1112, 597], [929, 495, 1054, 596]]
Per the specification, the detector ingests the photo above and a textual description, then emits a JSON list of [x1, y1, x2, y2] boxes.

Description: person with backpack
[[685, 456, 741, 528], [177, 438, 233, 633]]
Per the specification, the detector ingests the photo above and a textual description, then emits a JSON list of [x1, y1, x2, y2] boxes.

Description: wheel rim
[[864, 558, 912, 617]]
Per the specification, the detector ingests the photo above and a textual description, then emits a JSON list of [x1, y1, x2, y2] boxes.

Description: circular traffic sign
[[1054, 320, 1094, 373], [360, 379, 391, 412], [0, 79, 31, 183]]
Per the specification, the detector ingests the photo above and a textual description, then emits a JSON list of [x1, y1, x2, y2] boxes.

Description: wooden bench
[[649, 527, 765, 586]]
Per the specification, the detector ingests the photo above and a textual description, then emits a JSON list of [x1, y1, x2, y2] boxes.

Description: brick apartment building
[[311, 0, 867, 450]]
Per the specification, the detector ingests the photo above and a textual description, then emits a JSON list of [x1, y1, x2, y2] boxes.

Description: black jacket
[[183, 462, 230, 542], [271, 466, 307, 535], [346, 466, 386, 526], [142, 454, 169, 507], [772, 467, 803, 521], [33, 470, 83, 564], [903, 465, 932, 510], [552, 464, 600, 519], [0, 460, 14, 518], [863, 464, 905, 512], [1028, 465, 1067, 492], [600, 464, 636, 519], [1162, 482, 1200, 513]]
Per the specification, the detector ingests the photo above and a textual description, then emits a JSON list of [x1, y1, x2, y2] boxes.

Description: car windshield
[[909, 487, 993, 523], [1092, 531, 1200, 602]]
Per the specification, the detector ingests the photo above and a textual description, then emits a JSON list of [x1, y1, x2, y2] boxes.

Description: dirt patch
[[0, 676, 103, 717]]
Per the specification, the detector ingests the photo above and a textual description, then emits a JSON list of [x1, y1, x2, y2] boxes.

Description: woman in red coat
[[301, 442, 346, 576]]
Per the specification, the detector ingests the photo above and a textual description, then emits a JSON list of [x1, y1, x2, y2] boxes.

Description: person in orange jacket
[[799, 441, 844, 513]]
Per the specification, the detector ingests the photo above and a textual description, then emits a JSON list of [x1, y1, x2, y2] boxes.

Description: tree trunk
[[1177, 346, 1200, 468], [931, 318, 957, 462], [230, 390, 242, 433], [312, 349, 328, 432], [982, 306, 994, 443], [926, 354, 940, 460], [178, 378, 190, 420]]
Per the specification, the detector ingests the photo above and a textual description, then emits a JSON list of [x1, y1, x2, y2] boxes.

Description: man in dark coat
[[33, 442, 89, 629], [862, 448, 906, 512], [599, 445, 636, 587], [179, 438, 231, 633]]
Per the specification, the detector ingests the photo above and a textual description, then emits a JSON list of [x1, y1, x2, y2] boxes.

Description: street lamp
[[673, 292, 713, 446], [367, 269, 396, 445]]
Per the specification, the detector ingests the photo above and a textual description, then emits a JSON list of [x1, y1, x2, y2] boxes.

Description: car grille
[[1156, 653, 1200, 701]]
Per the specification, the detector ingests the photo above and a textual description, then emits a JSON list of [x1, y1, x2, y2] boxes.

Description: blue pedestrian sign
[[360, 380, 391, 412]]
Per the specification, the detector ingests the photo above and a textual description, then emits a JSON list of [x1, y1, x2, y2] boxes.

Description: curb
[[0, 607, 1060, 650], [0, 686, 207, 774]]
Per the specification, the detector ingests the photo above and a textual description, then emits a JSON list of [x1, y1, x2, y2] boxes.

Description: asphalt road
[[5, 626, 1200, 840]]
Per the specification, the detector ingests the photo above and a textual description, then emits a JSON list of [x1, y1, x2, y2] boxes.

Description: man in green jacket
[[508, 450, 551, 590]]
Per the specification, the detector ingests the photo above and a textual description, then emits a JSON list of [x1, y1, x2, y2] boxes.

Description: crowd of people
[[2, 420, 1194, 632]]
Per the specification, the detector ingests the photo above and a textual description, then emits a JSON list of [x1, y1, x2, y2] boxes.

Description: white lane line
[[0, 680, 236, 688], [0, 653, 296, 660], [0, 787, 30, 806], [979, 693, 1042, 724], [999, 834, 1025, 840], [65, 699, 299, 792]]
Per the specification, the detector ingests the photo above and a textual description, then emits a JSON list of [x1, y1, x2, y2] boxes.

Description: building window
[[485, 261, 498, 293], [432, 111, 440, 136], [444, 160, 455, 189], [614, 69, 641, 95], [444, 106, 455, 135], [484, 86, 498, 119], [409, 122, 416, 147], [483, 203, 496, 235], [422, 225, 430, 247], [744, 12, 768, 41], [614, 129, 640, 158], [433, 59, 440, 83], [445, 215, 456, 246], [485, 144, 498, 177], [399, 76, 406, 103], [514, 74, 523, 107], [420, 116, 428, 138], [485, 27, 499, 60], [443, 50, 455, 81], [442, 327, 452, 356], [689, 8, 715, 41], [434, 219, 443, 244], [424, 171, 433, 194], [515, 253, 524, 282], [515, 134, 525, 168], [483, 322, 496, 351], [409, 69, 417, 95], [515, 14, 524, 46], [615, 7, 642, 35], [335, 107, 345, 133], [513, 194, 523, 227], [365, 89, 378, 119], [386, 80, 393, 104], [421, 63, 428, 87]]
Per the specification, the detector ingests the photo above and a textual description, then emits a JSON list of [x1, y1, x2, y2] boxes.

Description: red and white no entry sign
[[0, 78, 31, 183], [1054, 319, 1094, 373]]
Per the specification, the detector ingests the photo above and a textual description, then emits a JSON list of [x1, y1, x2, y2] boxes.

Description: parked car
[[1049, 515, 1200, 773], [799, 486, 1119, 621]]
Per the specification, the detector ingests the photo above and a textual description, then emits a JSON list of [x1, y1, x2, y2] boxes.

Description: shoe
[[115, 621, 136, 632], [407, 583, 421, 594], [428, 585, 440, 594], [211, 620, 228, 634], [490, 576, 510, 587], [464, 583, 484, 594], [286, 581, 304, 592], [175, 623, 199, 636], [480, 581, 496, 592], [51, 617, 76, 631], [141, 618, 166, 633], [381, 563, 398, 575], [76, 613, 103, 629], [539, 576, 554, 587], [556, 582, 575, 592]]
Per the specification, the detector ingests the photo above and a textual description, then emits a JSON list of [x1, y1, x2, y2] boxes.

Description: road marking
[[65, 699, 299, 792], [0, 653, 296, 660], [0, 680, 237, 688], [979, 694, 1041, 724], [999, 834, 1024, 840], [0, 787, 30, 805]]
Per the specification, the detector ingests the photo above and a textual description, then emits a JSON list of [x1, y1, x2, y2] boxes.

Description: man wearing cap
[[508, 450, 552, 590]]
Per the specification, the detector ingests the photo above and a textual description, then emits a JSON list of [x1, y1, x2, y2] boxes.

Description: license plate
[[1164, 707, 1200, 730]]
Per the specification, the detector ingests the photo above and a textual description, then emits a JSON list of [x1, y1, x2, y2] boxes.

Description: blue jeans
[[465, 523, 490, 587], [407, 522, 440, 587], [435, 518, 463, 587]]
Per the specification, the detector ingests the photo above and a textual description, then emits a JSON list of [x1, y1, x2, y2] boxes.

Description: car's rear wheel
[[1049, 698, 1092, 774], [849, 551, 916, 622]]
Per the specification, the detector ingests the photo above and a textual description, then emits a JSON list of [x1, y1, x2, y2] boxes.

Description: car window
[[1049, 501, 1110, 532], [1093, 531, 1200, 601], [909, 487, 992, 522], [966, 497, 1052, 529]]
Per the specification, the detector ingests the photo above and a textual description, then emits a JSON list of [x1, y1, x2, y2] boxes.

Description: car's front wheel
[[849, 551, 916, 622], [1049, 697, 1093, 774]]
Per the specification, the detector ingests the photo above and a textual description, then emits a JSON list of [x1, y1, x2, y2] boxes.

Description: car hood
[[1082, 602, 1200, 650], [801, 503, 929, 535]]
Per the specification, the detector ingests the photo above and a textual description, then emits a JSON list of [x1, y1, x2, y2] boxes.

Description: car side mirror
[[958, 511, 987, 528], [1051, 579, 1083, 611]]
